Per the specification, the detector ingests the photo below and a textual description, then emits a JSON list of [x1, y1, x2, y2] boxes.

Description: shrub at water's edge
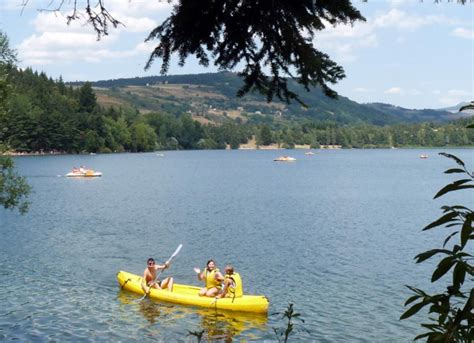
[[0, 153, 31, 214], [0, 31, 31, 214]]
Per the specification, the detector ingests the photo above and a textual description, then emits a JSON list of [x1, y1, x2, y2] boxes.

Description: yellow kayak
[[117, 271, 269, 314]]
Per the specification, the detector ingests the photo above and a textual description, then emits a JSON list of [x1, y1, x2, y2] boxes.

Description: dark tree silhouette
[[25, 0, 366, 105], [143, 0, 364, 105]]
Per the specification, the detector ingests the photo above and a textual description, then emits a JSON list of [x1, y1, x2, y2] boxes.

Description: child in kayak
[[216, 265, 241, 299]]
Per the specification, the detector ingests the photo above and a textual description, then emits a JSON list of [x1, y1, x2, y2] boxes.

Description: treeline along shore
[[1, 67, 473, 155]]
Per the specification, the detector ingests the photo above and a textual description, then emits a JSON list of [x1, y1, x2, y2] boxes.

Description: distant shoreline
[[2, 150, 66, 157], [236, 144, 342, 150], [3, 145, 474, 157]]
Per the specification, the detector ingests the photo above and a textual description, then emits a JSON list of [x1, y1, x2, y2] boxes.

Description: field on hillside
[[93, 83, 284, 125]]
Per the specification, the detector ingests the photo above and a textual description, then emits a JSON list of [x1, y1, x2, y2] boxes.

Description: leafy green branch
[[401, 153, 473, 342], [0, 153, 31, 214], [272, 303, 309, 342], [0, 31, 31, 214]]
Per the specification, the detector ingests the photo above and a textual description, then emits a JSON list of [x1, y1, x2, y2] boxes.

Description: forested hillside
[[1, 68, 473, 154], [77, 72, 464, 125]]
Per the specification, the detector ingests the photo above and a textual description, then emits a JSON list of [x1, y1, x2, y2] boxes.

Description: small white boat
[[66, 168, 102, 177], [274, 156, 296, 162], [305, 151, 315, 155], [419, 154, 429, 159]]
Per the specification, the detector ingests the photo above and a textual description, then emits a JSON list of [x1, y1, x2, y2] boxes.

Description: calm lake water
[[1, 149, 473, 342]]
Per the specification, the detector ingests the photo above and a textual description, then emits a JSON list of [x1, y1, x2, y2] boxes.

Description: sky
[[0, 0, 472, 109]]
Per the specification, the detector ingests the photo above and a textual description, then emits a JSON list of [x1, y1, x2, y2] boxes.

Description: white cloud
[[106, 1, 173, 18], [17, 31, 138, 66], [14, 1, 170, 67], [117, 15, 157, 33], [21, 31, 106, 49], [135, 41, 156, 54], [315, 21, 377, 63], [373, 9, 462, 30], [315, 7, 467, 63], [360, 34, 377, 47], [319, 20, 374, 39], [452, 28, 474, 39], [437, 89, 472, 106], [385, 87, 403, 94], [32, 12, 87, 32], [374, 9, 421, 30], [384, 87, 422, 96], [32, 9, 157, 34], [329, 43, 356, 63]]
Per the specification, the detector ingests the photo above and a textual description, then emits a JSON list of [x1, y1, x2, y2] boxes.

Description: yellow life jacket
[[205, 268, 221, 289], [225, 272, 243, 298]]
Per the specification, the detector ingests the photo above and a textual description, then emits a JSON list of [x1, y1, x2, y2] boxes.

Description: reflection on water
[[191, 308, 267, 342], [117, 291, 186, 324], [117, 290, 268, 341], [138, 301, 162, 325]]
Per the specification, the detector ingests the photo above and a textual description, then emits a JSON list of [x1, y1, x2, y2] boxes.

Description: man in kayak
[[194, 260, 224, 297], [216, 265, 239, 299], [142, 257, 174, 294]]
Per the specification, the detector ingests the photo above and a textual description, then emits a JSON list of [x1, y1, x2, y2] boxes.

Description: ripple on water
[[4, 150, 470, 341]]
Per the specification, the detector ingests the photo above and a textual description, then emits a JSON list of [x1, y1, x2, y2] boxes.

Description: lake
[[1, 148, 472, 342]]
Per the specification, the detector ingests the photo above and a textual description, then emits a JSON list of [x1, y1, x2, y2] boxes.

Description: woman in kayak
[[142, 257, 174, 294], [194, 260, 224, 297]]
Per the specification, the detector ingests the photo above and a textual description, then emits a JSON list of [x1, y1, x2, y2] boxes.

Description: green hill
[[365, 102, 465, 123], [76, 71, 460, 126], [3, 68, 472, 154]]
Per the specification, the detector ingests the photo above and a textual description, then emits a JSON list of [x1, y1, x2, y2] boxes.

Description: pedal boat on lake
[[66, 168, 102, 177], [273, 156, 296, 162], [117, 270, 269, 314]]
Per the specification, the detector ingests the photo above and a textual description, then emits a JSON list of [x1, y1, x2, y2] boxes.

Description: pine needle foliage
[[144, 0, 365, 105]]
